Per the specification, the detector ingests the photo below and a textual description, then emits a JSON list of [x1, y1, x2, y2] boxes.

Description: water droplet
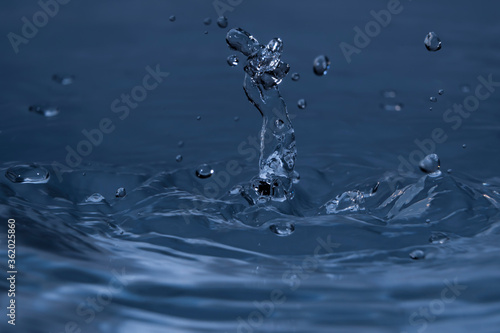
[[234, 116, 239, 121], [429, 96, 437, 102], [29, 105, 59, 117], [227, 54, 239, 66], [438, 89, 444, 95], [419, 153, 441, 176], [297, 99, 307, 109], [115, 187, 126, 198], [169, 15, 176, 22], [429, 107, 433, 111], [382, 90, 397, 98], [429, 232, 449, 244], [275, 119, 285, 129], [291, 72, 300, 81], [409, 249, 425, 260], [462, 144, 467, 149], [204, 31, 208, 35], [381, 103, 403, 111], [177, 140, 184, 147], [203, 17, 212, 25], [424, 32, 441, 51], [52, 74, 74, 86], [85, 193, 105, 203], [269, 222, 295, 236], [196, 116, 201, 120], [196, 164, 214, 178], [176, 154, 183, 162], [313, 55, 330, 76], [5, 164, 50, 184], [460, 84, 471, 93], [447, 169, 452, 173], [217, 16, 228, 28], [325, 190, 365, 214]]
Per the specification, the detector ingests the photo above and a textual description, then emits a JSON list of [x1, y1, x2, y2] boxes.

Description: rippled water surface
[[1, 1, 500, 332]]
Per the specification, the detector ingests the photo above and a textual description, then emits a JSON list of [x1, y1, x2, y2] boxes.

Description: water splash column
[[226, 28, 298, 203]]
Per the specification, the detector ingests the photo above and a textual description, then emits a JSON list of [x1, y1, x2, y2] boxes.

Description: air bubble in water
[[313, 55, 330, 76], [291, 73, 300, 81], [203, 17, 212, 25], [429, 96, 437, 102], [438, 89, 444, 95], [169, 15, 176, 22], [86, 193, 105, 203], [115, 188, 126, 198], [269, 222, 295, 236], [52, 74, 74, 86], [176, 154, 183, 162], [5, 164, 50, 184], [429, 232, 449, 244], [419, 154, 441, 176], [217, 16, 228, 28], [227, 55, 239, 66], [409, 249, 425, 260], [424, 32, 441, 51], [29, 105, 59, 117], [297, 99, 307, 109], [196, 164, 214, 178]]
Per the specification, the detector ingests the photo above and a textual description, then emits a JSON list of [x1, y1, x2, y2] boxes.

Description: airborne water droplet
[[424, 32, 442, 51], [269, 222, 295, 236], [29, 105, 59, 117], [177, 140, 184, 147], [291, 72, 300, 81], [382, 90, 397, 98], [176, 154, 183, 162], [297, 99, 307, 109], [196, 164, 214, 178], [409, 249, 425, 260], [227, 55, 239, 66], [381, 103, 403, 111], [52, 74, 74, 86], [169, 15, 176, 22], [313, 55, 330, 76], [217, 16, 228, 28], [5, 164, 50, 184], [115, 187, 126, 198], [438, 89, 444, 95], [429, 96, 437, 102], [203, 17, 212, 25], [419, 153, 441, 176], [196, 116, 201, 120], [462, 144, 467, 149]]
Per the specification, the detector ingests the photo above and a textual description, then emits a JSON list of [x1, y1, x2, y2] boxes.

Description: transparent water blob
[[5, 164, 50, 184], [382, 90, 396, 98], [429, 96, 437, 102], [176, 154, 183, 162], [115, 188, 126, 198], [85, 193, 106, 203], [227, 54, 239, 66], [409, 249, 425, 260], [203, 17, 212, 25], [169, 15, 176, 22], [217, 16, 228, 28], [424, 32, 441, 51], [196, 164, 214, 179], [52, 74, 74, 86], [429, 232, 449, 244], [419, 154, 441, 176], [381, 103, 403, 111], [438, 89, 444, 95], [29, 105, 59, 117], [291, 72, 300, 81], [297, 99, 307, 109], [269, 222, 295, 236], [313, 55, 330, 76]]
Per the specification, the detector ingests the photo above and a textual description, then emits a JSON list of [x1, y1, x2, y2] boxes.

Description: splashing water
[[226, 28, 298, 203]]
